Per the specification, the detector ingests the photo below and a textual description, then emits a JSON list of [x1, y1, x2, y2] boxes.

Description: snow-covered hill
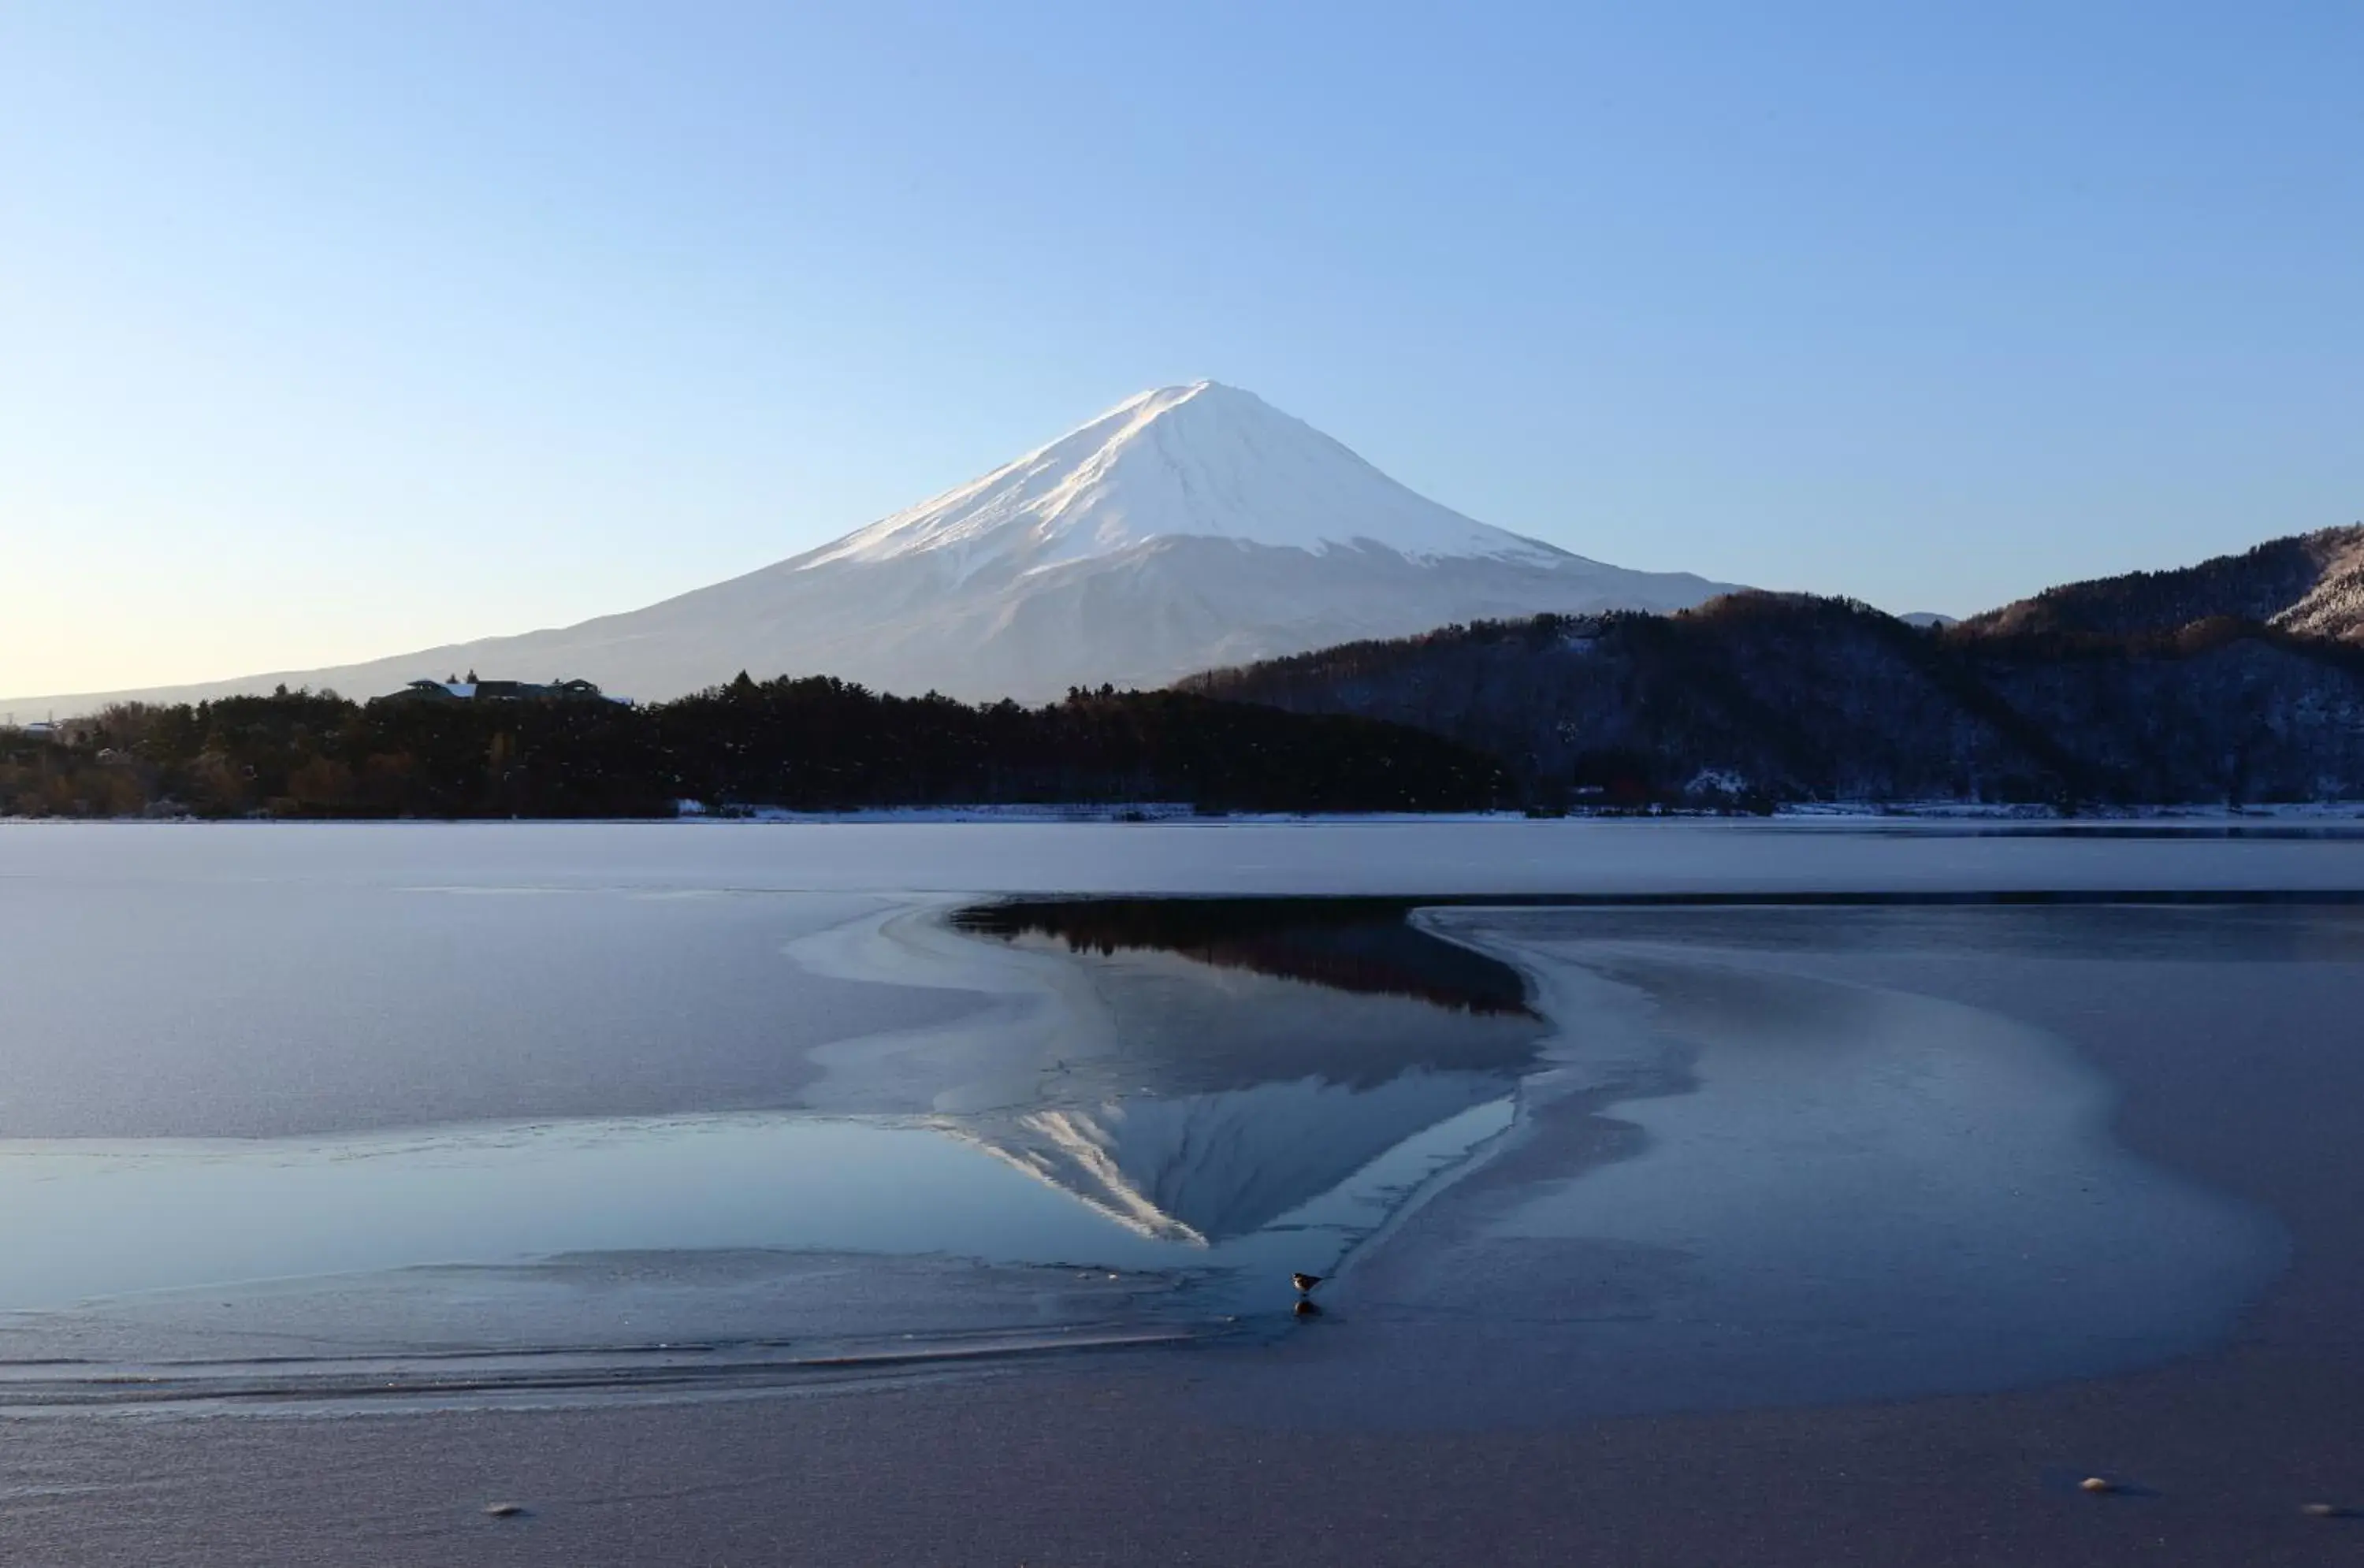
[[8, 382, 1739, 712]]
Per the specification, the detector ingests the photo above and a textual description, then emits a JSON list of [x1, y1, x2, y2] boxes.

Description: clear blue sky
[[4, 1, 2358, 694]]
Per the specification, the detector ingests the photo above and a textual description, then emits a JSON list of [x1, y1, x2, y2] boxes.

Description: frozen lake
[[0, 820, 2347, 1408]]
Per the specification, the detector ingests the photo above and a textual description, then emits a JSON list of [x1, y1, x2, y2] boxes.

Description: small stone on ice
[[484, 1503, 527, 1518], [2079, 1477, 2114, 1494], [2300, 1502, 2344, 1518]]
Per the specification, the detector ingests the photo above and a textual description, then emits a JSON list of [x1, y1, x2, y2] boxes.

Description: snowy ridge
[[803, 381, 1572, 577], [2271, 529, 2364, 641]]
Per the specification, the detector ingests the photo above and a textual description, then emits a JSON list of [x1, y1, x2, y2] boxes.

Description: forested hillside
[[1183, 593, 2364, 808], [0, 677, 1507, 819], [1961, 525, 2364, 643]]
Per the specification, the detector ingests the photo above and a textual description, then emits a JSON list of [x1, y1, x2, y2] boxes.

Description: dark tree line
[[0, 674, 1510, 819]]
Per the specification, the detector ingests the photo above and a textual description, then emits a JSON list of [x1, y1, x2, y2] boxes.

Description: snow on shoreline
[[10, 800, 2364, 829]]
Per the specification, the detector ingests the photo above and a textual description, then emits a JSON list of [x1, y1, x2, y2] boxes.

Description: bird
[[1291, 1272, 1322, 1295]]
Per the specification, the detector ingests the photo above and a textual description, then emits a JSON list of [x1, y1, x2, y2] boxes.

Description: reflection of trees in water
[[953, 897, 1532, 1017]]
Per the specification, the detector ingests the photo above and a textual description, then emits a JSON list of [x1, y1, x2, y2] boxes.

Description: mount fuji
[[12, 382, 1738, 712]]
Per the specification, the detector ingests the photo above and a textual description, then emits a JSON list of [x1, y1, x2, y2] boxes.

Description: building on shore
[[385, 677, 626, 705]]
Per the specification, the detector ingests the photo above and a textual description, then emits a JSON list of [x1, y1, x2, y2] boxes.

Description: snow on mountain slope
[[6, 383, 1741, 712], [2269, 529, 2364, 641], [808, 381, 1566, 575]]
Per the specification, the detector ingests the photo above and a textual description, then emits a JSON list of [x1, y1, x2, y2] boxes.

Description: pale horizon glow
[[3, 2, 2359, 698]]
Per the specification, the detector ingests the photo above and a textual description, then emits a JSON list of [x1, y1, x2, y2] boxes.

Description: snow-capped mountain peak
[[4, 382, 1741, 712], [802, 381, 1573, 577]]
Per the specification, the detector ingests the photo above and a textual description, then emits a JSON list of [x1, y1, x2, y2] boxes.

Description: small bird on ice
[[1291, 1273, 1322, 1295]]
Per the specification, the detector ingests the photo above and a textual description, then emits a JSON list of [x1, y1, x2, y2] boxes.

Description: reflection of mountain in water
[[947, 898, 1551, 1244], [960, 1071, 1510, 1243]]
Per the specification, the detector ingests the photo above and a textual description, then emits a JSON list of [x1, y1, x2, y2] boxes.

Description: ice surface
[[7, 816, 2362, 897], [1216, 904, 2306, 1423], [0, 823, 2336, 1410]]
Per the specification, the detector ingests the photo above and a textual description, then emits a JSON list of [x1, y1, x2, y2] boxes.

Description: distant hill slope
[[2, 382, 1737, 717], [1181, 592, 2364, 807], [1961, 526, 2364, 643]]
